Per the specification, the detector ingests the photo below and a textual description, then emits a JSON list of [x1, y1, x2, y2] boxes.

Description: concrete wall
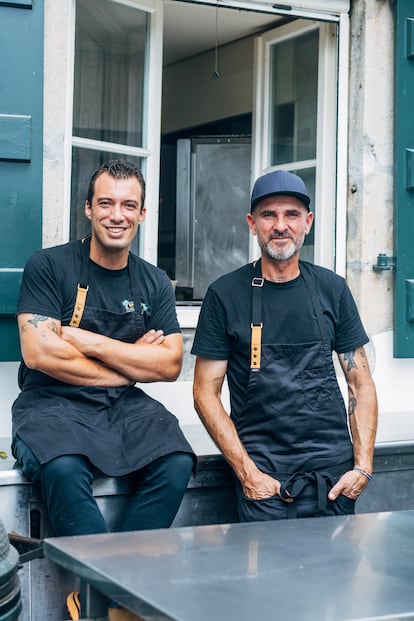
[[346, 0, 414, 417], [347, 0, 394, 335]]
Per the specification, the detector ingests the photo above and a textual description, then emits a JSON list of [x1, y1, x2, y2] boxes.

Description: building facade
[[0, 0, 413, 436]]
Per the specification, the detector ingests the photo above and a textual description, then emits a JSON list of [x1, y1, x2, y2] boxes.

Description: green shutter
[[394, 0, 414, 357], [0, 1, 43, 360]]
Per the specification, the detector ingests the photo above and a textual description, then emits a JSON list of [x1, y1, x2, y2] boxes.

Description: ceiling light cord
[[213, 2, 220, 78]]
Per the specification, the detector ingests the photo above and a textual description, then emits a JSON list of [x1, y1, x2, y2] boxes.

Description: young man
[[12, 160, 195, 620], [192, 170, 377, 522]]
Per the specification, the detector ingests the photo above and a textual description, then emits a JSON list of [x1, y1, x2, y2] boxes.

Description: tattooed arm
[[328, 346, 378, 500], [17, 313, 131, 387], [60, 326, 183, 383]]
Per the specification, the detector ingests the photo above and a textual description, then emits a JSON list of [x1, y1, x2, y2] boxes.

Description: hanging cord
[[212, 2, 220, 78]]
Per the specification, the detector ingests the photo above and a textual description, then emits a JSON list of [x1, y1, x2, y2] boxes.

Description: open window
[[252, 19, 339, 269], [70, 0, 163, 256], [68, 0, 346, 309]]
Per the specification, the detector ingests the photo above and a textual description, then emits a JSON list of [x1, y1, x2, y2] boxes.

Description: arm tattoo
[[349, 397, 357, 416], [343, 350, 358, 372], [47, 320, 60, 335], [359, 348, 367, 369], [28, 315, 49, 328], [27, 315, 60, 335]]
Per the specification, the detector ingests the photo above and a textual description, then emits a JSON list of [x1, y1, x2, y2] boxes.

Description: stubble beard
[[259, 234, 305, 262]]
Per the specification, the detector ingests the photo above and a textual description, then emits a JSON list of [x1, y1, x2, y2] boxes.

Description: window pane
[[270, 31, 319, 165], [70, 147, 143, 252], [171, 137, 251, 301], [74, 0, 148, 147], [294, 166, 315, 263]]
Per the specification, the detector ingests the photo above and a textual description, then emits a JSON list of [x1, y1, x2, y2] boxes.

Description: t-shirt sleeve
[[191, 286, 230, 360], [146, 271, 181, 336], [334, 281, 369, 353], [16, 251, 64, 319]]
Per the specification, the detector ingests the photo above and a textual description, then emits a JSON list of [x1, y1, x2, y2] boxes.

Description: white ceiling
[[163, 1, 284, 65]]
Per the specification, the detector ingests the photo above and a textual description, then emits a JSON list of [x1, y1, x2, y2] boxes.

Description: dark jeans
[[12, 434, 193, 536]]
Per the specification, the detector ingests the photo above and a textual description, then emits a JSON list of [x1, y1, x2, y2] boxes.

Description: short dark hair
[[86, 159, 146, 210]]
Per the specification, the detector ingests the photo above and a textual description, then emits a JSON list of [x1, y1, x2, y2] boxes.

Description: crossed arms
[[18, 313, 183, 387], [193, 346, 378, 502]]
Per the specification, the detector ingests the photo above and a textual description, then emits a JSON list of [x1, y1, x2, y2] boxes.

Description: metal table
[[44, 510, 414, 621]]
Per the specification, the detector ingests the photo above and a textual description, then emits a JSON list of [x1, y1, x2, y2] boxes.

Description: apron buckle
[[252, 277, 264, 287]]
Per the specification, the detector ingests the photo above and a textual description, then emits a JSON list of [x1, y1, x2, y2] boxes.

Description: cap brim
[[251, 190, 310, 211]]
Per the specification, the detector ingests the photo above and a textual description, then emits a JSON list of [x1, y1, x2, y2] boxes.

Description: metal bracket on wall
[[372, 253, 396, 272]]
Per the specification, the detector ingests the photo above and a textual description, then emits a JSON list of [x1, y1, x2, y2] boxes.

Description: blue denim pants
[[12, 434, 193, 536]]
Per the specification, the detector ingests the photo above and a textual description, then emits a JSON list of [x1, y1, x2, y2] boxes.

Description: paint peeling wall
[[347, 0, 394, 337], [345, 0, 414, 418]]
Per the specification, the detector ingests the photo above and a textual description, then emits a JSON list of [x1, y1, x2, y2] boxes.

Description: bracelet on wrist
[[353, 466, 373, 481]]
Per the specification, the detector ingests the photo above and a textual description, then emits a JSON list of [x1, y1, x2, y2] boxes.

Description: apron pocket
[[238, 493, 290, 521], [330, 493, 356, 516]]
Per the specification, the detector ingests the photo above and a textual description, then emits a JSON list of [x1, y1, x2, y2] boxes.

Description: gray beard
[[260, 235, 305, 261]]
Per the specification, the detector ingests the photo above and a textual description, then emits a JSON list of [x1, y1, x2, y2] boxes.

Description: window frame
[[68, 0, 164, 260], [61, 0, 350, 328], [252, 18, 347, 273]]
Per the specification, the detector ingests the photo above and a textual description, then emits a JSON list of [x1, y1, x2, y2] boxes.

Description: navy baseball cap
[[250, 170, 311, 212]]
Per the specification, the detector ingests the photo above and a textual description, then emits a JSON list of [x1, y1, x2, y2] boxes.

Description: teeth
[[108, 228, 124, 233]]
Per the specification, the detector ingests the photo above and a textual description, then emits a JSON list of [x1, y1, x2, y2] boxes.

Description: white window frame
[[252, 17, 348, 273], [65, 0, 164, 261], [58, 0, 349, 329]]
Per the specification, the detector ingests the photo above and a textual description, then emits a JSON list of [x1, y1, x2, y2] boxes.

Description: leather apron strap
[[68, 236, 143, 329], [250, 272, 264, 371], [69, 284, 89, 327], [69, 237, 91, 327], [250, 260, 331, 371]]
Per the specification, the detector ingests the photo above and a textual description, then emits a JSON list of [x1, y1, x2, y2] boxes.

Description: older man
[[192, 169, 377, 522]]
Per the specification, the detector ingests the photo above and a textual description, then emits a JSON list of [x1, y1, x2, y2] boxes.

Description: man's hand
[[61, 326, 165, 353], [136, 329, 165, 345], [60, 325, 103, 355], [328, 469, 370, 501], [242, 469, 293, 503]]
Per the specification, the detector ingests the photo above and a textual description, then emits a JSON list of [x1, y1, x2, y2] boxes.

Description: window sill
[[176, 305, 201, 329]]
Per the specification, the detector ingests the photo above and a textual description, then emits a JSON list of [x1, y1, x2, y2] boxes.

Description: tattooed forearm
[[349, 397, 357, 416], [343, 350, 358, 372]]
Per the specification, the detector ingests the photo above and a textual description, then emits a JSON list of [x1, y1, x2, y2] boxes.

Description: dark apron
[[13, 238, 195, 475], [234, 261, 354, 520]]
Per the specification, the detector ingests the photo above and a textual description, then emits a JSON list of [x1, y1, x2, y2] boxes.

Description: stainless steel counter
[[44, 510, 414, 621], [4, 420, 414, 621]]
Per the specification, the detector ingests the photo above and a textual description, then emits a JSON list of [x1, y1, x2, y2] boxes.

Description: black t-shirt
[[17, 240, 180, 390], [191, 261, 369, 418]]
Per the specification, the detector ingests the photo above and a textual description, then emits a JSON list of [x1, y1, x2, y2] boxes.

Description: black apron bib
[[72, 236, 146, 342], [234, 261, 354, 519], [13, 239, 195, 474]]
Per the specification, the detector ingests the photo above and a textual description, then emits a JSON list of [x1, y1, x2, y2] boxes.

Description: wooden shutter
[[0, 0, 43, 360]]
